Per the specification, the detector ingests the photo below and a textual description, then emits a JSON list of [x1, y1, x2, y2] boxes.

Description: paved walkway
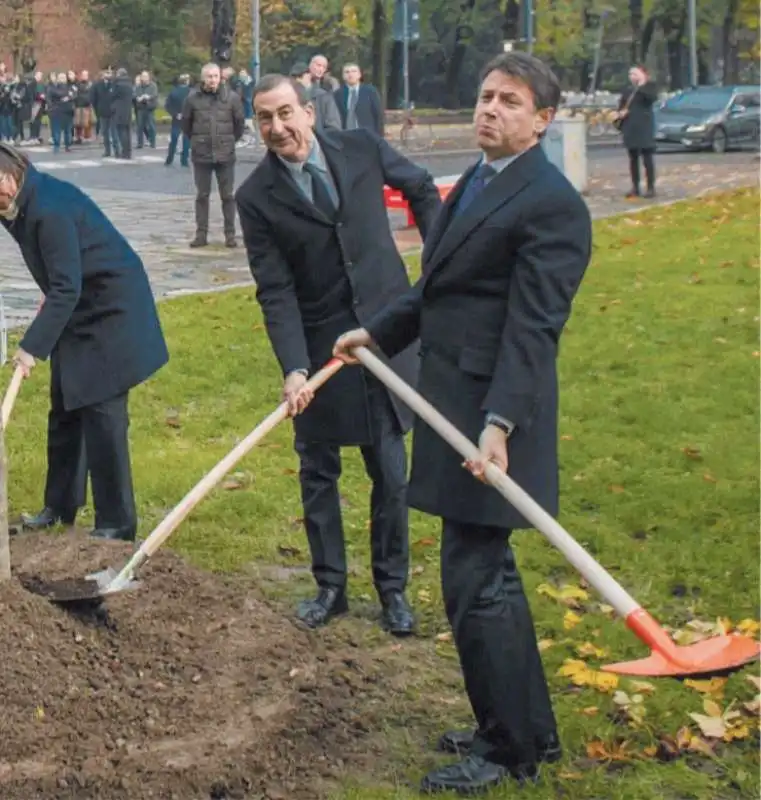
[[1, 154, 757, 330]]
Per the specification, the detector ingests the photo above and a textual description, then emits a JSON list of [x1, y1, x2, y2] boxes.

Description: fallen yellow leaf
[[629, 680, 656, 695], [737, 619, 761, 638], [676, 726, 692, 749], [537, 638, 554, 652], [558, 770, 583, 780], [580, 706, 599, 716], [435, 632, 452, 643], [537, 583, 589, 608], [576, 641, 608, 659], [642, 745, 657, 757], [687, 736, 715, 756], [684, 677, 727, 698], [585, 739, 633, 761], [723, 722, 751, 742], [557, 658, 619, 692], [563, 610, 583, 630]]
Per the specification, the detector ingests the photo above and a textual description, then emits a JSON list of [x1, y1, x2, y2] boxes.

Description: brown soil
[[0, 531, 389, 800]]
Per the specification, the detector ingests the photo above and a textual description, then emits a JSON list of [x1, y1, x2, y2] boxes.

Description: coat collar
[[422, 143, 547, 277], [261, 131, 349, 225]]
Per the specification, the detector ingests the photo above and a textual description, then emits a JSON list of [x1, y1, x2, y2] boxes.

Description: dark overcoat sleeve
[[236, 193, 310, 376], [373, 133, 440, 240], [482, 194, 592, 428], [180, 94, 194, 138], [20, 213, 82, 360], [365, 279, 424, 359]]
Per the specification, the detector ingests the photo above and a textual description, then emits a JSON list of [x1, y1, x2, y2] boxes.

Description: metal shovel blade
[[23, 568, 140, 605], [602, 633, 761, 678]]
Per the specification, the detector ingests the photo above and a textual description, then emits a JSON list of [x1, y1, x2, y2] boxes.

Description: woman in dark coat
[[616, 65, 658, 198], [0, 144, 169, 541]]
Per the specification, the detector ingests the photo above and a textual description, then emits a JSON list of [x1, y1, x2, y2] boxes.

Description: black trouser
[[193, 161, 236, 237], [29, 105, 43, 140], [46, 355, 137, 531], [440, 519, 556, 768], [628, 148, 655, 192], [116, 122, 132, 158], [100, 116, 119, 156], [294, 378, 409, 596]]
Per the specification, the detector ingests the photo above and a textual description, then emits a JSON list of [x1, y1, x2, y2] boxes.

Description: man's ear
[[534, 107, 555, 137]]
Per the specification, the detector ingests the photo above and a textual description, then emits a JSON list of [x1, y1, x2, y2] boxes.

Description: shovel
[[352, 346, 760, 679], [1, 365, 23, 430], [29, 357, 345, 606], [1, 366, 24, 582]]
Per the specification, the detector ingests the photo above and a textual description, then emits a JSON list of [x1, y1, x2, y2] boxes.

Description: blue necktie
[[454, 163, 496, 216]]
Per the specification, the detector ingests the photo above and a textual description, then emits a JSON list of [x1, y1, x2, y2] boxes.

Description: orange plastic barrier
[[384, 182, 454, 228]]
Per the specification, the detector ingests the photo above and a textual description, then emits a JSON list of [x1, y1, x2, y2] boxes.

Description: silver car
[[654, 85, 760, 153]]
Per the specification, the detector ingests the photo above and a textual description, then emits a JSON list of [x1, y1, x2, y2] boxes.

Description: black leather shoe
[[224, 236, 237, 248], [420, 754, 538, 795], [437, 729, 562, 764], [381, 591, 415, 636], [189, 236, 208, 248], [296, 587, 348, 629], [21, 506, 76, 530], [89, 526, 136, 542]]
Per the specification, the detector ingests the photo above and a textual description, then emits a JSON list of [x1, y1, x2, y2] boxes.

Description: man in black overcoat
[[235, 75, 441, 634], [335, 53, 592, 794], [0, 144, 168, 541]]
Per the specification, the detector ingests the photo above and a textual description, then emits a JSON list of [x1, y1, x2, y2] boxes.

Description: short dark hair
[[480, 53, 561, 110], [252, 73, 309, 107]]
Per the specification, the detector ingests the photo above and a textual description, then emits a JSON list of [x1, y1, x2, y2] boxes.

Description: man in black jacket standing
[[182, 62, 245, 248], [236, 74, 441, 635], [0, 144, 168, 541], [164, 74, 191, 166], [92, 68, 119, 158], [111, 68, 134, 160], [335, 53, 592, 794]]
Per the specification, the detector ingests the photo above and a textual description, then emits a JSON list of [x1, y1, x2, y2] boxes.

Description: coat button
[[345, 261, 353, 268]]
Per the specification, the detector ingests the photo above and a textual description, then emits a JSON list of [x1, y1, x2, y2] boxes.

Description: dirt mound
[[0, 532, 384, 799]]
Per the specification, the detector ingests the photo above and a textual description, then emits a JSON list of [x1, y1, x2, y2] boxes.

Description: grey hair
[[201, 62, 221, 76], [252, 73, 310, 107], [480, 53, 561, 110]]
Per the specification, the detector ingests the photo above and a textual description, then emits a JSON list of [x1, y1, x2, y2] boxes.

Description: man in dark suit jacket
[[0, 144, 168, 542], [335, 53, 592, 794], [334, 63, 384, 137], [235, 74, 440, 634]]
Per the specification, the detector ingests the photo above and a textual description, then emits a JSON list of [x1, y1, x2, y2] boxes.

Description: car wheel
[[711, 127, 727, 154]]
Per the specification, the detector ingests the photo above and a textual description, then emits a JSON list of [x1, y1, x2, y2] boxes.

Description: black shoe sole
[[437, 733, 562, 764]]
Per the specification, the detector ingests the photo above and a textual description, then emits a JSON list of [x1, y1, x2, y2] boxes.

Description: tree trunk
[[371, 0, 387, 106], [721, 0, 739, 85], [0, 425, 11, 582], [444, 42, 467, 109], [666, 38, 683, 89], [388, 39, 403, 109], [629, 0, 643, 63]]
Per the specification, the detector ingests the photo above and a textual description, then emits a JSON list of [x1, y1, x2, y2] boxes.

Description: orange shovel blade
[[603, 633, 761, 677]]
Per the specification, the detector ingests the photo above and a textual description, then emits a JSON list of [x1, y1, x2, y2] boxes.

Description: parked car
[[654, 85, 760, 153]]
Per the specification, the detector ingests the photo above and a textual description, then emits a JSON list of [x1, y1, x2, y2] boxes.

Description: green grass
[[5, 189, 760, 799]]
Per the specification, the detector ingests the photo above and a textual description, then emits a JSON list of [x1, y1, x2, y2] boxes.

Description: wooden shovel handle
[[352, 346, 641, 619], [121, 357, 344, 571], [1, 366, 23, 430]]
